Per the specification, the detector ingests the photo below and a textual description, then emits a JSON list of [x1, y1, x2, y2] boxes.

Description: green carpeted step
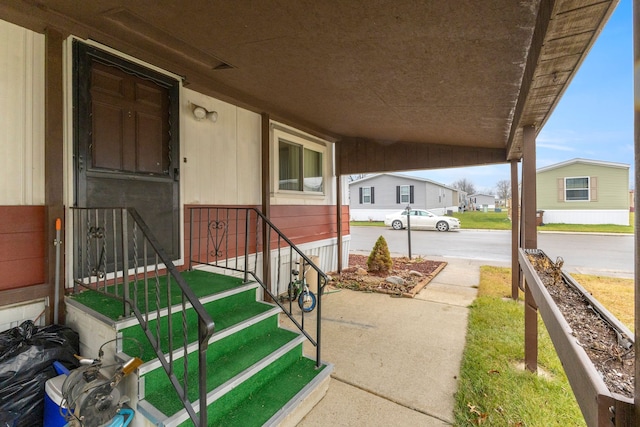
[[143, 321, 300, 417], [182, 351, 325, 426], [120, 288, 271, 362], [70, 270, 244, 321]]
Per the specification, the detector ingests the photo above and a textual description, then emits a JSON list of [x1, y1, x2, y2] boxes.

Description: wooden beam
[[521, 124, 538, 373], [336, 144, 343, 273], [510, 160, 520, 300], [505, 0, 554, 159], [633, 0, 640, 413], [261, 113, 271, 294], [522, 126, 537, 250], [45, 28, 66, 324], [337, 138, 507, 175]]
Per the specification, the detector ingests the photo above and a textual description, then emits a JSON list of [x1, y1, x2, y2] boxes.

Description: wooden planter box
[[518, 248, 635, 427]]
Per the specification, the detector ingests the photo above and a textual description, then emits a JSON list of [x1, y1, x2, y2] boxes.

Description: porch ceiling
[[0, 0, 617, 171]]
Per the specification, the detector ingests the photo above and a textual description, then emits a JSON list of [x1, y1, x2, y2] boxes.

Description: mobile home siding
[[349, 174, 458, 220], [0, 20, 45, 205], [537, 163, 629, 210]]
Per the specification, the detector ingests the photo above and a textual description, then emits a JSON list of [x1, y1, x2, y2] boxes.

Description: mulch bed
[[527, 252, 634, 398], [328, 254, 447, 298]]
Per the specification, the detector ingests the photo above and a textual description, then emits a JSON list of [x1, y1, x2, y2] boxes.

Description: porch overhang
[[0, 0, 617, 171]]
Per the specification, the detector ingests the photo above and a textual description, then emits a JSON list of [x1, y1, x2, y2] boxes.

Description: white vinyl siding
[[0, 20, 45, 205]]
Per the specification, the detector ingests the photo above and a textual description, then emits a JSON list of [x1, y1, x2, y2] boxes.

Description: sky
[[408, 0, 633, 194]]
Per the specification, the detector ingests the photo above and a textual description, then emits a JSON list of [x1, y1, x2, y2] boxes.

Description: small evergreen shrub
[[367, 235, 393, 273]]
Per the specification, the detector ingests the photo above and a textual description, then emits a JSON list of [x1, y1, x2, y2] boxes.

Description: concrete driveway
[[296, 256, 498, 426]]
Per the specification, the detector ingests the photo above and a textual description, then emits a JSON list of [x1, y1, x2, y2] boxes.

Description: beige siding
[[537, 163, 629, 210], [0, 19, 45, 205], [182, 88, 262, 205]]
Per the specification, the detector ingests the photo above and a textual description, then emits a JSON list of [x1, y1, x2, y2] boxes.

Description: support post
[[633, 0, 640, 414], [45, 28, 66, 324], [522, 125, 538, 372], [261, 113, 271, 296], [336, 145, 343, 273], [510, 159, 520, 300]]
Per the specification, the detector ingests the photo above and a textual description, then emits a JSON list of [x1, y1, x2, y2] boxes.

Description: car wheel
[[436, 221, 449, 232], [391, 220, 403, 230]]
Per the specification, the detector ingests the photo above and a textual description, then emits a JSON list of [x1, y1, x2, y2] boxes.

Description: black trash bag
[[0, 320, 79, 427]]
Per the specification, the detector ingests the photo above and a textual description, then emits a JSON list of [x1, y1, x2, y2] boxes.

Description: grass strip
[[454, 266, 585, 426], [351, 212, 634, 233]]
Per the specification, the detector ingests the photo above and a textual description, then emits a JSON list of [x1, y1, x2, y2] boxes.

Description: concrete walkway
[[297, 256, 508, 426]]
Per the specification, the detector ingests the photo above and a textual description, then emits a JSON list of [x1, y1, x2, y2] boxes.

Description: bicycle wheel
[[287, 281, 299, 301], [298, 290, 316, 312]]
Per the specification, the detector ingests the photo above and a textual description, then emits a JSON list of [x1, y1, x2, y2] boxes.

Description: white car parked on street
[[384, 209, 460, 232]]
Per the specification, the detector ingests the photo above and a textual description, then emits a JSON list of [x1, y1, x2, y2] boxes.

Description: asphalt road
[[349, 226, 634, 278]]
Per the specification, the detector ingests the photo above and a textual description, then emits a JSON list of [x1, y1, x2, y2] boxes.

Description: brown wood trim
[[0, 283, 49, 307], [336, 174, 343, 273], [337, 137, 506, 175], [261, 113, 271, 290], [511, 159, 520, 300], [183, 204, 344, 265], [45, 28, 66, 324], [505, 0, 553, 157], [0, 206, 46, 290]]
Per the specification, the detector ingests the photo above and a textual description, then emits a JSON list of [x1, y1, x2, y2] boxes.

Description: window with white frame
[[278, 138, 324, 193], [565, 177, 589, 201], [360, 187, 373, 204], [400, 185, 410, 204]]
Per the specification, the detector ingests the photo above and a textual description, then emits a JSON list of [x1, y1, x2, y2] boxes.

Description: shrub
[[367, 235, 392, 273]]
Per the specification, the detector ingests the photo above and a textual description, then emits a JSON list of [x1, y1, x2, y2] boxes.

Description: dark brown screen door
[[74, 42, 180, 260]]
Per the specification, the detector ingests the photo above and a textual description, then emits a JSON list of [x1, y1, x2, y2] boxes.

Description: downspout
[[261, 113, 271, 296]]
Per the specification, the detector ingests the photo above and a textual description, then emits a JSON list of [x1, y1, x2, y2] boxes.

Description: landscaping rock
[[386, 276, 404, 285], [356, 267, 368, 275], [409, 270, 424, 277]]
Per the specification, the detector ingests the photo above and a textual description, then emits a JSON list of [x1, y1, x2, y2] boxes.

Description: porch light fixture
[[190, 102, 218, 122]]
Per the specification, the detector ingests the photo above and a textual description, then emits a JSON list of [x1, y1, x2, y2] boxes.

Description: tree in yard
[[367, 235, 393, 274], [495, 179, 511, 202], [452, 178, 476, 195]]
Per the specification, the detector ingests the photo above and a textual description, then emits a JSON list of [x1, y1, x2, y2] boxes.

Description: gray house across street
[[349, 173, 460, 221]]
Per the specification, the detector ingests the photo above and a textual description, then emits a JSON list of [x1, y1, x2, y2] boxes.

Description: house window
[[359, 187, 374, 204], [278, 139, 324, 192], [565, 177, 589, 201], [396, 185, 414, 204], [400, 186, 410, 203]]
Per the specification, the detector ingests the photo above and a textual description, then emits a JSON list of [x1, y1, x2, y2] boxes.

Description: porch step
[[67, 269, 331, 426]]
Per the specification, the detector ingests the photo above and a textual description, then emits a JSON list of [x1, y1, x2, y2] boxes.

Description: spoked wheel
[[391, 220, 403, 230], [298, 290, 317, 312], [287, 282, 299, 301], [436, 221, 449, 232]]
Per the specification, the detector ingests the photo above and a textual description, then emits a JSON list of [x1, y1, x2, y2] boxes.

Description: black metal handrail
[[188, 206, 328, 367], [71, 207, 214, 426]]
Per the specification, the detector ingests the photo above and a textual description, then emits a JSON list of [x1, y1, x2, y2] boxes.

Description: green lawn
[[455, 266, 634, 426], [350, 211, 634, 233], [454, 266, 585, 426]]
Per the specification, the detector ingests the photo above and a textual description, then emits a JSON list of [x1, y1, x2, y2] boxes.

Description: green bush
[[367, 235, 392, 273]]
